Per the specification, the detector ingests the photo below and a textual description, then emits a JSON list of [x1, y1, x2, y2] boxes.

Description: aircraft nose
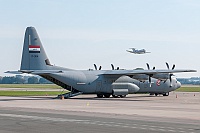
[[177, 81, 181, 88]]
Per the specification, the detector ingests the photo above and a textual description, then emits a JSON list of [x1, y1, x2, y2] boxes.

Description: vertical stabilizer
[[20, 27, 51, 70]]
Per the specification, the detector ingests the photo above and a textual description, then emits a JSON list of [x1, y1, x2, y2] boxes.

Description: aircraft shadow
[[70, 95, 156, 102], [0, 95, 161, 102]]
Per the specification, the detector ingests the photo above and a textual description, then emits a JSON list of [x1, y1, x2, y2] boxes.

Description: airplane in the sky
[[126, 48, 151, 54], [6, 27, 196, 98]]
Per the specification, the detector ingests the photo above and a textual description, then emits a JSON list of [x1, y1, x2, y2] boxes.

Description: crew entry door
[[96, 80, 102, 93]]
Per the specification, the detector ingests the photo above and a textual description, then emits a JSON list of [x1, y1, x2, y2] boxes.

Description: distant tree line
[[0, 75, 52, 84], [177, 77, 200, 85]]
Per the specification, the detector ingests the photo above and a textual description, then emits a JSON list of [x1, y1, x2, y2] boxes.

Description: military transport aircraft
[[6, 27, 196, 98], [126, 48, 151, 54]]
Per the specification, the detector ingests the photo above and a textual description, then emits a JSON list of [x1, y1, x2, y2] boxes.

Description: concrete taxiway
[[0, 92, 199, 133]]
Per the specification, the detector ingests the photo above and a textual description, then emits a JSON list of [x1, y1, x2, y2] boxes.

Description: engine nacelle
[[152, 73, 170, 80], [132, 74, 148, 82], [112, 83, 140, 95]]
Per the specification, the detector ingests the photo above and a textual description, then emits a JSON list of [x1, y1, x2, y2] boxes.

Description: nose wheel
[[97, 94, 104, 98]]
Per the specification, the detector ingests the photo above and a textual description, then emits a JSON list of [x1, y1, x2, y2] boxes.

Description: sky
[[0, 0, 200, 78]]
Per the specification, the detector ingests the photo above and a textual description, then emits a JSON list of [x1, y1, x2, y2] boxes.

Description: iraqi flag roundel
[[29, 45, 40, 53]]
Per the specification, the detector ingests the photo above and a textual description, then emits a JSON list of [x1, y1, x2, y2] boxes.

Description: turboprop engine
[[152, 73, 171, 81], [132, 74, 148, 82]]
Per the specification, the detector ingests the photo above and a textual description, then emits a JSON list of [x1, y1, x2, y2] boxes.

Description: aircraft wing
[[126, 50, 134, 53], [5, 71, 23, 74], [103, 69, 196, 76]]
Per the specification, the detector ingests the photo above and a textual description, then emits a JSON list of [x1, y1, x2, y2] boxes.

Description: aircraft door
[[96, 80, 102, 93]]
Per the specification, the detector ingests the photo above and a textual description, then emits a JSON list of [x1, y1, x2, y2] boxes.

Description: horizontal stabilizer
[[29, 70, 63, 74], [5, 71, 23, 74], [5, 70, 63, 75]]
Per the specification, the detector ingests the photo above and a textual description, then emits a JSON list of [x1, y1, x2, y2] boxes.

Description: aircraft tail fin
[[20, 27, 52, 70]]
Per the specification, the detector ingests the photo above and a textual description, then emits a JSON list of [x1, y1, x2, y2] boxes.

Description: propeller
[[146, 63, 155, 70], [94, 64, 97, 70], [165, 62, 176, 87], [111, 64, 120, 70], [146, 63, 150, 70], [111, 64, 114, 70], [94, 64, 102, 70], [166, 62, 175, 70], [99, 66, 102, 70], [146, 63, 156, 87], [148, 75, 152, 87]]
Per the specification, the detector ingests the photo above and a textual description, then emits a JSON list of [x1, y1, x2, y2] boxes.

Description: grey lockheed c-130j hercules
[[126, 48, 151, 54], [6, 27, 196, 98]]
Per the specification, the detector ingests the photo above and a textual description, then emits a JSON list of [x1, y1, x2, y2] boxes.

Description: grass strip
[[176, 87, 200, 92], [0, 84, 62, 89], [0, 91, 68, 96]]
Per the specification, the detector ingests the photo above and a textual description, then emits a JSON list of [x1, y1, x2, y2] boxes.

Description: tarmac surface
[[0, 92, 199, 133]]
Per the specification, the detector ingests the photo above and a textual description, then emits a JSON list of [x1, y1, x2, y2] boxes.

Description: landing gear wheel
[[104, 94, 111, 98], [97, 94, 103, 98], [119, 95, 126, 98], [163, 92, 169, 96], [155, 93, 158, 96], [112, 95, 119, 98]]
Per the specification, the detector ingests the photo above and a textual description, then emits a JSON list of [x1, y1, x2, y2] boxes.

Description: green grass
[[176, 87, 200, 92], [0, 84, 62, 89], [0, 84, 68, 96], [0, 91, 68, 96]]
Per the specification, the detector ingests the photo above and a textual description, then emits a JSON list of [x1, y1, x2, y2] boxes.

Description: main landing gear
[[163, 92, 169, 96], [97, 94, 126, 98], [97, 94, 111, 98], [150, 92, 169, 96]]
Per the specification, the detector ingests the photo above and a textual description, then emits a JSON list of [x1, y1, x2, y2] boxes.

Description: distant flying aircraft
[[126, 48, 151, 54], [6, 27, 196, 98]]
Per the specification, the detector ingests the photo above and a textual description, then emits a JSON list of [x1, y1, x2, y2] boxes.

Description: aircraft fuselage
[[45, 69, 181, 95]]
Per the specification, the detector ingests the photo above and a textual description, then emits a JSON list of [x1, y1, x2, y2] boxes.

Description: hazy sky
[[0, 0, 200, 77]]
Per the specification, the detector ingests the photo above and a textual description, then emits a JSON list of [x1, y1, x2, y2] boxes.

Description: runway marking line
[[0, 113, 197, 133]]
